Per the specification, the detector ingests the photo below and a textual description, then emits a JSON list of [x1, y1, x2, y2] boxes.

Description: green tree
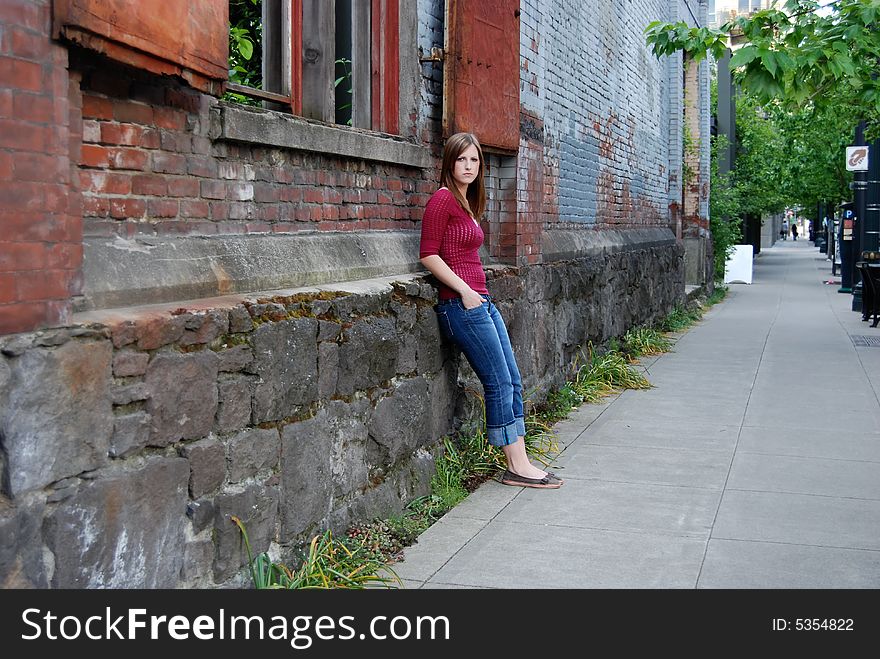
[[709, 133, 743, 280], [734, 93, 789, 218], [645, 0, 880, 133], [770, 99, 856, 218]]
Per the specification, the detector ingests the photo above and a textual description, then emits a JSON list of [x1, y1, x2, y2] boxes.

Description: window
[[227, 0, 400, 134]]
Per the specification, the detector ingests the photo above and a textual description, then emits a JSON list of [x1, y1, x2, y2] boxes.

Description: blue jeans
[[434, 295, 525, 446]]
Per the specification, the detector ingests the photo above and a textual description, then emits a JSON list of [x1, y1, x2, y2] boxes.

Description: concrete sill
[[213, 103, 432, 169]]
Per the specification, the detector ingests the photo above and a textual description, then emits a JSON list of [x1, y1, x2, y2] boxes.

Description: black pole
[[852, 121, 868, 310], [866, 136, 880, 253]]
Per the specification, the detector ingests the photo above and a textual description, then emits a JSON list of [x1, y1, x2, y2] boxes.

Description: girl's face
[[451, 144, 481, 191]]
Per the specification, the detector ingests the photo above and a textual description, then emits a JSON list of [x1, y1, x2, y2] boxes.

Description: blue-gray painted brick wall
[[520, 0, 698, 226], [416, 0, 709, 226]]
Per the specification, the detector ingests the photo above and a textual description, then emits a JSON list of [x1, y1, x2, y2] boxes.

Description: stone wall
[[0, 235, 683, 588]]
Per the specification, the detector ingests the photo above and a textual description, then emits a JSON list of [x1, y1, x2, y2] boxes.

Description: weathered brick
[[82, 94, 113, 120], [100, 122, 144, 146], [131, 174, 167, 196], [107, 147, 149, 170]]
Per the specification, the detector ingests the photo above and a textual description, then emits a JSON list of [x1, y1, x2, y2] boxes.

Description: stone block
[[317, 319, 341, 342], [325, 451, 434, 534], [251, 318, 318, 423], [215, 375, 253, 431], [112, 350, 150, 377], [179, 310, 230, 346], [111, 382, 150, 405], [1, 340, 113, 497], [331, 290, 392, 320], [427, 369, 457, 441], [109, 412, 151, 458], [180, 539, 214, 586], [180, 437, 225, 498], [367, 377, 431, 466], [145, 351, 219, 447], [280, 400, 370, 542], [135, 315, 186, 350], [0, 500, 48, 588], [227, 428, 280, 483], [44, 457, 189, 587], [212, 485, 278, 582], [317, 342, 338, 399], [310, 299, 333, 318], [216, 344, 254, 372], [415, 306, 443, 373], [391, 299, 417, 331], [336, 317, 398, 395], [228, 306, 254, 333], [186, 497, 215, 533], [397, 332, 418, 375]]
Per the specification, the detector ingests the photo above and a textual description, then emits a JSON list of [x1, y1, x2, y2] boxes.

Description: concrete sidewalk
[[393, 239, 880, 588]]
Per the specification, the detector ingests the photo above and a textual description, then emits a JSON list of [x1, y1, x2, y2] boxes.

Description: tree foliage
[[708, 133, 743, 280], [733, 94, 790, 217], [645, 0, 880, 133], [227, 0, 262, 105], [770, 98, 857, 216]]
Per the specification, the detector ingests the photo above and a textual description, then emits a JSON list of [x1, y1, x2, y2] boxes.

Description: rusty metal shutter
[[53, 0, 228, 94], [443, 0, 520, 152]]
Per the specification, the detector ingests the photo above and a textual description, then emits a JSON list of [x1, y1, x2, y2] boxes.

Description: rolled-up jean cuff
[[487, 417, 525, 447]]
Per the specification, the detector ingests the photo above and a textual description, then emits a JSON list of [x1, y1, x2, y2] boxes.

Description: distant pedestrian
[[781, 220, 788, 240], [791, 223, 798, 241]]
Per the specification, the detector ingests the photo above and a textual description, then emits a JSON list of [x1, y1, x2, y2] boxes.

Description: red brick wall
[[0, 0, 81, 334], [75, 55, 437, 242]]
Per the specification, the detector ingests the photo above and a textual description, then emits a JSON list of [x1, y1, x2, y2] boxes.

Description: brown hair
[[440, 132, 487, 219]]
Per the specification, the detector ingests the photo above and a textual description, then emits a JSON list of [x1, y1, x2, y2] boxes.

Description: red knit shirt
[[419, 188, 488, 300]]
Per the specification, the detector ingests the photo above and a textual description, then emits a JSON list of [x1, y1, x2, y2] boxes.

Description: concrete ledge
[[215, 104, 432, 169], [78, 231, 424, 311], [79, 227, 682, 312], [542, 227, 677, 261]]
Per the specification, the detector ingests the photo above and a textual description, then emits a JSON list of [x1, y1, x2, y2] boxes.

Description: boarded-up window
[[231, 0, 399, 133], [444, 0, 520, 151], [53, 0, 228, 95]]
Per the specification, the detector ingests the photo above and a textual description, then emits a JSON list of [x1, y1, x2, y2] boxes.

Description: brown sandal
[[500, 469, 564, 489]]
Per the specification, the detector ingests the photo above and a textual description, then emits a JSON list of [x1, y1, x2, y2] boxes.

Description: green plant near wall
[[708, 131, 743, 281], [231, 516, 399, 589], [226, 0, 262, 106], [334, 57, 353, 126], [681, 121, 700, 188]]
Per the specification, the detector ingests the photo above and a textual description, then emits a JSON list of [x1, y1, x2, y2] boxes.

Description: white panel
[[723, 244, 754, 284]]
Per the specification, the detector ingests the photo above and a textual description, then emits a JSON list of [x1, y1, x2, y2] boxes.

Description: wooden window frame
[[228, 0, 400, 135]]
